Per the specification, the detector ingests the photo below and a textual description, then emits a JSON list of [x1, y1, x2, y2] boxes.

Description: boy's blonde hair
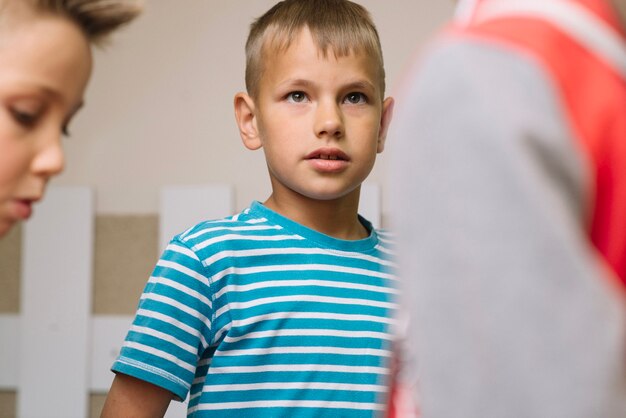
[[2, 0, 142, 44], [245, 0, 385, 99]]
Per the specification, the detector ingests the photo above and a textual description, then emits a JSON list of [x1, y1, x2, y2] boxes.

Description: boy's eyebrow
[[342, 80, 377, 92], [20, 82, 80, 106], [8, 82, 86, 113], [278, 78, 316, 89], [40, 87, 87, 118], [279, 78, 377, 92]]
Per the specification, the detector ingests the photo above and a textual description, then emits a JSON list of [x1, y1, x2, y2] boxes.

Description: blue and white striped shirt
[[112, 201, 397, 417]]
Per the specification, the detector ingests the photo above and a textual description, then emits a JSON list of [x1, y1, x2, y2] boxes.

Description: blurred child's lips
[[11, 199, 33, 220]]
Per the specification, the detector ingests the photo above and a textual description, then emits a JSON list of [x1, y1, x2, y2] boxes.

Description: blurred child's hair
[[2, 0, 142, 44], [245, 0, 385, 98]]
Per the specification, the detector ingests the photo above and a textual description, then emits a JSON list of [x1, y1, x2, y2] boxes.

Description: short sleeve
[[111, 237, 213, 400]]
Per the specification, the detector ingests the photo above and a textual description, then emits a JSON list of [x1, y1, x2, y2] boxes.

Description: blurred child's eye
[[344, 92, 367, 105], [11, 108, 38, 127], [9, 99, 44, 129], [286, 91, 308, 103]]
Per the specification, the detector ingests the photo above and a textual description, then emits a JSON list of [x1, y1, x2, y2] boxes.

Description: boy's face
[[0, 12, 92, 236], [236, 28, 393, 206]]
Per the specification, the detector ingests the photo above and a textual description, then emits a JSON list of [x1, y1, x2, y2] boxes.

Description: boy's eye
[[9, 99, 45, 129], [344, 92, 367, 105], [11, 108, 38, 127], [286, 91, 308, 103]]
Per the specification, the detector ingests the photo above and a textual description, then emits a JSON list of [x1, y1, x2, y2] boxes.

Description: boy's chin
[[299, 187, 361, 202]]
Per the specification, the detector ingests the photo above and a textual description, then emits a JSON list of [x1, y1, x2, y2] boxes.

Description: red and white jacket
[[390, 0, 626, 416]]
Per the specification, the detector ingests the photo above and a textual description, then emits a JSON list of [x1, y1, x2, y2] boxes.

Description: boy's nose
[[31, 134, 65, 179], [314, 101, 344, 139]]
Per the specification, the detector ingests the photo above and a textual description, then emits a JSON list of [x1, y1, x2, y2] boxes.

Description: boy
[[0, 0, 141, 237], [102, 0, 396, 416]]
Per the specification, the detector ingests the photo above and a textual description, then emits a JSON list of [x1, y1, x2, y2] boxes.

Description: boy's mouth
[[306, 149, 349, 161], [317, 154, 342, 160], [305, 148, 350, 173]]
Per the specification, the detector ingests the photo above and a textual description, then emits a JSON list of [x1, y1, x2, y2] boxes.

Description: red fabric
[[576, 0, 626, 35]]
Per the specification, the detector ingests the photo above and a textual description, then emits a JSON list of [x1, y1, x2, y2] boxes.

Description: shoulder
[[413, 35, 555, 100], [394, 30, 570, 154], [174, 210, 251, 246], [166, 205, 294, 262]]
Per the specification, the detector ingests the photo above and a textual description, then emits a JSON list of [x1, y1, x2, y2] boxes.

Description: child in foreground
[[392, 0, 626, 416], [0, 0, 140, 238], [102, 0, 396, 416]]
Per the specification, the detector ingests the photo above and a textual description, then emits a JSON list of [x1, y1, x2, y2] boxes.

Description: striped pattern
[[112, 201, 397, 417]]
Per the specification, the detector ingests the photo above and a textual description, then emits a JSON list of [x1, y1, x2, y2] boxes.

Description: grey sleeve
[[390, 39, 626, 418]]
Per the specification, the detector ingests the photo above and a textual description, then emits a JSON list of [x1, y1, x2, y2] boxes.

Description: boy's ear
[[234, 92, 262, 150], [377, 97, 395, 153]]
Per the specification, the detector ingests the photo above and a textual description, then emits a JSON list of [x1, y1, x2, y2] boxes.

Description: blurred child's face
[[0, 11, 92, 236], [237, 28, 393, 206]]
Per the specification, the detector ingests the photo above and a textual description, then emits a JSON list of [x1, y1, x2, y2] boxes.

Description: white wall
[[56, 0, 455, 215]]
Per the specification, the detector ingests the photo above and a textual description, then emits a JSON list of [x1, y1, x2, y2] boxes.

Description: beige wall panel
[[93, 215, 158, 315], [0, 391, 16, 418], [0, 225, 21, 313], [90, 393, 107, 418]]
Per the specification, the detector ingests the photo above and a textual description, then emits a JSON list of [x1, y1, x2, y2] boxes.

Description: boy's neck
[[263, 193, 369, 240]]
